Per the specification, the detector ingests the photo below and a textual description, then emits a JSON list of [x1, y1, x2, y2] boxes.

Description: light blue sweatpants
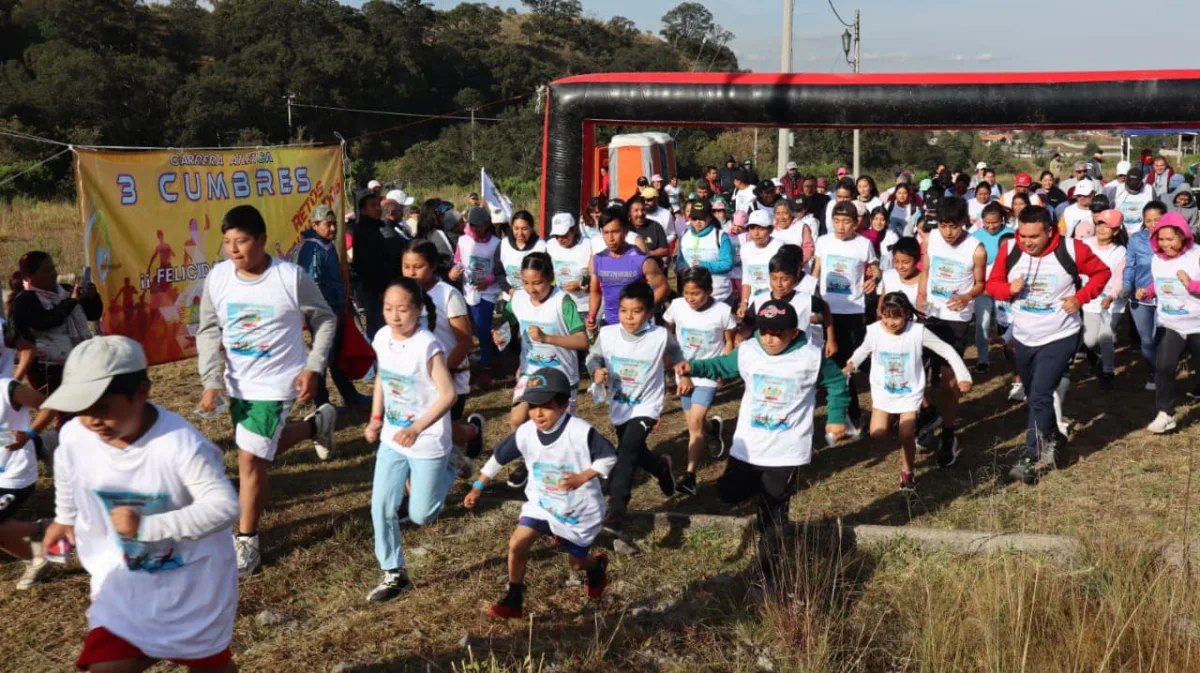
[[371, 447, 457, 570]]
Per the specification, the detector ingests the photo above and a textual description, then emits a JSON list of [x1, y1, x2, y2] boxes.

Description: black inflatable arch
[[540, 70, 1200, 225]]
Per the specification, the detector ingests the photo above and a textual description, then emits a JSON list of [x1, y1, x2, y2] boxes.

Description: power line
[[0, 127, 72, 148], [0, 148, 72, 188], [826, 0, 854, 27], [291, 102, 502, 122]]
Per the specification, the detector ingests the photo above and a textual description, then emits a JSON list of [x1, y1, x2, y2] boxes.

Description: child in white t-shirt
[[738, 209, 784, 319], [844, 293, 972, 492], [42, 336, 240, 672], [0, 374, 56, 590], [878, 237, 922, 315], [464, 368, 616, 620], [364, 278, 459, 603], [664, 267, 737, 496], [449, 207, 502, 382]]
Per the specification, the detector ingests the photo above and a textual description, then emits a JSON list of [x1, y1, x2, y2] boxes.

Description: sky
[[410, 0, 1196, 74]]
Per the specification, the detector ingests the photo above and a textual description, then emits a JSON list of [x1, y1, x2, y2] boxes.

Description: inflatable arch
[[539, 70, 1200, 225]]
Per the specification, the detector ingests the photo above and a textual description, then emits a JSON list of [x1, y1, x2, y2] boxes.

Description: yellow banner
[[73, 145, 345, 365]]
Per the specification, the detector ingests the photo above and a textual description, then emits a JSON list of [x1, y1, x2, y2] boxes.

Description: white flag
[[481, 168, 514, 222]]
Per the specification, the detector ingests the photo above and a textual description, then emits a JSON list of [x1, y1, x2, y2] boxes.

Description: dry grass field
[[2, 199, 1199, 672]]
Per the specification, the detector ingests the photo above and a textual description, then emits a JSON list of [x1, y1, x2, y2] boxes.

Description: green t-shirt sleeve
[[500, 300, 515, 323], [561, 295, 585, 334]]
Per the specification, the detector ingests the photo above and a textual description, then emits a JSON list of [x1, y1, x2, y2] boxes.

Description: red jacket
[[985, 229, 1111, 305], [780, 173, 803, 199]]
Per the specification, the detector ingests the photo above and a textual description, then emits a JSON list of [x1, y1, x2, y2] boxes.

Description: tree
[[608, 16, 637, 39], [520, 0, 581, 18], [660, 3, 713, 47], [1021, 130, 1045, 156]]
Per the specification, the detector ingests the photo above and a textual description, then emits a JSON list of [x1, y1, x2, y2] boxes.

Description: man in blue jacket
[[298, 205, 371, 409], [1122, 200, 1166, 391]]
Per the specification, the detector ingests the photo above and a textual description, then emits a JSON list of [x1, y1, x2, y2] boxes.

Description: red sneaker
[[585, 554, 609, 601], [487, 601, 523, 619]]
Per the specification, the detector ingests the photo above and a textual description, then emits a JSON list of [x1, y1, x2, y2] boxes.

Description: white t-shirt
[[665, 184, 682, 211], [645, 206, 672, 234], [847, 322, 971, 414], [734, 186, 758, 213], [1152, 246, 1200, 335], [814, 234, 877, 314], [511, 289, 582, 384], [664, 298, 736, 388], [456, 233, 501, 305], [426, 281, 470, 395], [729, 338, 824, 467], [968, 198, 991, 225], [880, 269, 920, 308], [740, 237, 784, 303], [1004, 240, 1083, 347], [1082, 241, 1127, 315], [547, 238, 593, 316], [55, 408, 239, 661], [373, 328, 451, 459], [771, 222, 806, 248], [1060, 204, 1092, 239], [925, 230, 983, 322], [595, 324, 669, 425], [205, 257, 308, 401], [515, 416, 606, 547], [1114, 184, 1155, 235], [499, 238, 547, 295], [0, 378, 36, 489]]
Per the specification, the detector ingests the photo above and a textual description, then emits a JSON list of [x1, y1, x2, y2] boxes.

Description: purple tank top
[[594, 248, 647, 324]]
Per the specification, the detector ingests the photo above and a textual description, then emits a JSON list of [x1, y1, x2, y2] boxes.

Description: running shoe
[[707, 416, 726, 458], [676, 472, 698, 497], [308, 403, 337, 461], [465, 413, 486, 459], [367, 570, 413, 603]]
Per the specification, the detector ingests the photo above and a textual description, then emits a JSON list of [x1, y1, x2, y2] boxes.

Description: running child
[[1138, 213, 1200, 434], [545, 213, 594, 332], [878, 236, 922, 311], [675, 300, 849, 581], [450, 207, 502, 386], [738, 209, 784, 319], [405, 242, 484, 459], [587, 281, 679, 530], [1081, 210, 1128, 391], [664, 267, 737, 495], [364, 278, 460, 602], [196, 204, 337, 578], [741, 246, 835, 356], [868, 206, 901, 274], [498, 210, 547, 302], [844, 292, 972, 491], [811, 200, 882, 428], [915, 196, 986, 467], [43, 337, 241, 672], [0, 373, 56, 590], [502, 252, 589, 487], [463, 368, 616, 619]]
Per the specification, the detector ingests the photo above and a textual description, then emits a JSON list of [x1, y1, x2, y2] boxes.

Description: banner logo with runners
[[73, 145, 345, 365]]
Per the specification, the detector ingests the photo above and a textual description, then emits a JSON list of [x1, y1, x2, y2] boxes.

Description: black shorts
[[0, 485, 35, 523], [925, 317, 971, 371], [451, 394, 468, 421]]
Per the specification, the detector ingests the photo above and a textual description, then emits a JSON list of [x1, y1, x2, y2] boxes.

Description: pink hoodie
[[1145, 212, 1200, 298]]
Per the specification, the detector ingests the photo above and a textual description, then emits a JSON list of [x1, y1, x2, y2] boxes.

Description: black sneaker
[[1007, 457, 1038, 485], [1099, 373, 1115, 392], [465, 413, 485, 459], [916, 406, 942, 439], [974, 362, 990, 375], [506, 464, 528, 488], [366, 570, 413, 602], [707, 416, 726, 458], [917, 428, 939, 451], [487, 584, 524, 619], [936, 430, 959, 469], [603, 513, 624, 534], [656, 455, 676, 496], [676, 472, 698, 496]]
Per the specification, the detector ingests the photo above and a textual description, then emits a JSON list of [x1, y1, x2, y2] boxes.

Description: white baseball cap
[[367, 180, 382, 190], [1074, 180, 1096, 196], [785, 161, 798, 170], [976, 161, 988, 170], [747, 209, 773, 228], [651, 174, 663, 183], [385, 189, 414, 206], [550, 212, 576, 237], [1116, 160, 1132, 175], [43, 336, 148, 413]]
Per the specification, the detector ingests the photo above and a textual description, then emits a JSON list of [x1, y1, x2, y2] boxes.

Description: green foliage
[[1083, 140, 1101, 156]]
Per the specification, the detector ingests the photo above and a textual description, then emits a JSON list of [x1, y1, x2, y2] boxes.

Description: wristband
[[25, 428, 37, 439], [370, 414, 383, 421], [472, 480, 486, 491]]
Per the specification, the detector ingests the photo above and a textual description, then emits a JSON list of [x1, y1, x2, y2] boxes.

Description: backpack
[[1004, 238, 1081, 290]]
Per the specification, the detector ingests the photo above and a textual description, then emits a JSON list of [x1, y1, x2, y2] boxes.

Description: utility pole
[[470, 107, 476, 162], [284, 93, 296, 139], [777, 0, 794, 178], [841, 10, 861, 177]]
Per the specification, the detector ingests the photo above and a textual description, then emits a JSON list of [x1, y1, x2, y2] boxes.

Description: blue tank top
[[593, 248, 647, 324]]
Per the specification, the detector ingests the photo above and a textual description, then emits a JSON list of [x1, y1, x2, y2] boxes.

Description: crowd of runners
[[1, 150, 1199, 671]]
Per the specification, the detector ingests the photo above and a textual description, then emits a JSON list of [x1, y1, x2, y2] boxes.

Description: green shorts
[[230, 398, 294, 461]]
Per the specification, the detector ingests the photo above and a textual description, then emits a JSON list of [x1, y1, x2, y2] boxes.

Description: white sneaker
[[1146, 412, 1177, 434], [16, 556, 48, 590], [235, 534, 261, 578], [1145, 381, 1157, 391], [307, 403, 337, 461], [1008, 382, 1026, 402]]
